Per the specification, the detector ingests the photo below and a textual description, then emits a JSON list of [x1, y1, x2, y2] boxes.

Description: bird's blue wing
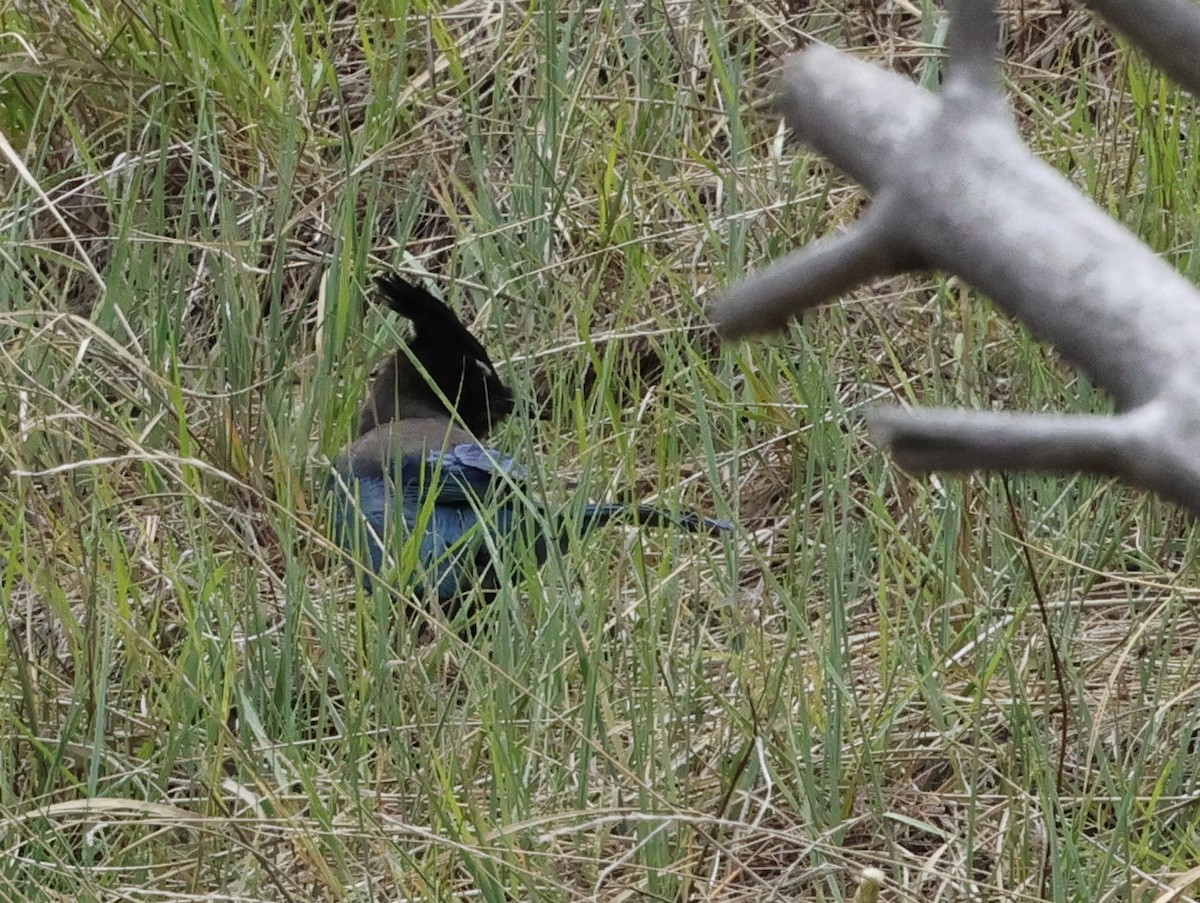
[[329, 443, 529, 602], [325, 469, 394, 575], [397, 443, 525, 503], [329, 439, 731, 606]]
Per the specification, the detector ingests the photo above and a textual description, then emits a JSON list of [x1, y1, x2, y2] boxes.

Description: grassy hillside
[[2, 1, 1199, 900]]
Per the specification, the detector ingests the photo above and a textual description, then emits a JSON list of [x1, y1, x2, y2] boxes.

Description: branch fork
[[714, 0, 1200, 513]]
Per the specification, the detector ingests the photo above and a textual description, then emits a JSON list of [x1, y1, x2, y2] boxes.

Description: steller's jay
[[327, 273, 731, 605]]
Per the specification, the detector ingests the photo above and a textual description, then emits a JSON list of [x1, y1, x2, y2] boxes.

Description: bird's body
[[329, 420, 532, 601], [326, 274, 729, 606]]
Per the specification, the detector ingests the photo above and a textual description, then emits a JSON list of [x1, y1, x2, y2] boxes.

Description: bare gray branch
[[1081, 0, 1200, 98], [944, 0, 1004, 101], [714, 3, 1200, 513], [711, 205, 907, 336]]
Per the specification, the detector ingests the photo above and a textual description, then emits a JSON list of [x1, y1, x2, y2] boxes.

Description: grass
[[2, 0, 1200, 900]]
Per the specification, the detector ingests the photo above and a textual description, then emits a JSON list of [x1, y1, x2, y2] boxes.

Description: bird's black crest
[[356, 274, 516, 438]]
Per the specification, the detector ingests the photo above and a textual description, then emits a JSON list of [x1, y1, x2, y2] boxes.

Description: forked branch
[[713, 0, 1200, 513]]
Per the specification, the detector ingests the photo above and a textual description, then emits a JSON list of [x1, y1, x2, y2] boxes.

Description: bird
[[326, 273, 731, 609], [354, 272, 514, 438]]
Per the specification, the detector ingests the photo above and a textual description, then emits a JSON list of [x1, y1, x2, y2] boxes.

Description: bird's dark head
[[357, 274, 516, 437], [426, 348, 515, 436]]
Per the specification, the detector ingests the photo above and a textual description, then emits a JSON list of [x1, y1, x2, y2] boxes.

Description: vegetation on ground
[[1, 0, 1199, 899]]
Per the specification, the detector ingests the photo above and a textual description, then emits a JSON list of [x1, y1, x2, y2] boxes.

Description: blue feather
[[327, 431, 730, 605]]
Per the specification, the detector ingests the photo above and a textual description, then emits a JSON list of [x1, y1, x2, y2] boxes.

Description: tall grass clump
[[2, 1, 1199, 899]]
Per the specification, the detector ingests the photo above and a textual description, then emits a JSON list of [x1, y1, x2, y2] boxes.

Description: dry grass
[[2, 0, 1200, 900]]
